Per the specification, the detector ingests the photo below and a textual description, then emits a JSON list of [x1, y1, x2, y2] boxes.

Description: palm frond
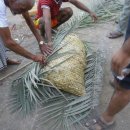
[[79, 0, 123, 28]]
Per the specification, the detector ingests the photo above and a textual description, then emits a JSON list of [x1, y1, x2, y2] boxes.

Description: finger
[[43, 52, 48, 57], [47, 46, 53, 51], [42, 48, 52, 55], [46, 48, 53, 54], [44, 46, 53, 51], [47, 48, 53, 53], [44, 50, 51, 56]]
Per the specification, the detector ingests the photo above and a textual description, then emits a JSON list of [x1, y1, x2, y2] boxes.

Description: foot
[[86, 117, 115, 130], [7, 59, 21, 65], [107, 31, 123, 39]]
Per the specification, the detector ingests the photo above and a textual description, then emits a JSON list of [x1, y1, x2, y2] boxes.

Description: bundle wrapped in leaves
[[44, 34, 86, 96]]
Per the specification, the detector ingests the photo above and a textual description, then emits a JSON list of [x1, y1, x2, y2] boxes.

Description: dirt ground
[[0, 1, 130, 130]]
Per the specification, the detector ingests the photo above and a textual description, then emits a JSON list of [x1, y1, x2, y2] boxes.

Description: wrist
[[31, 54, 37, 61], [86, 10, 91, 14]]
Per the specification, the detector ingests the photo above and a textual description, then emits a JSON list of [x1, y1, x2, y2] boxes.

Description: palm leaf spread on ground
[[78, 0, 123, 28], [8, 0, 122, 129]]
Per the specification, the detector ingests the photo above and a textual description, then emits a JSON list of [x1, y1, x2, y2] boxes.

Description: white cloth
[[0, 0, 8, 27], [0, 0, 8, 70]]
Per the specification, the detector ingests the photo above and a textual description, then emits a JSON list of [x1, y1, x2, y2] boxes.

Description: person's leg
[[102, 86, 130, 123], [0, 38, 8, 70], [0, 39, 20, 71], [39, 7, 73, 38], [117, 0, 130, 34], [108, 0, 130, 39], [86, 84, 130, 130], [105, 15, 130, 119], [55, 7, 73, 27]]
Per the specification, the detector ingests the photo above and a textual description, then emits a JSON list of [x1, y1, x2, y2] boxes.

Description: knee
[[66, 7, 73, 17]]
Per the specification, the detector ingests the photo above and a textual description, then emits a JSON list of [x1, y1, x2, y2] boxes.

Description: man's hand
[[89, 12, 98, 22], [69, 0, 98, 22], [33, 54, 46, 64], [112, 38, 130, 76], [39, 43, 53, 56], [111, 48, 130, 76]]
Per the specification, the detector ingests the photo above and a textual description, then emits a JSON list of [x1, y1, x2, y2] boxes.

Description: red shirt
[[36, 0, 68, 19]]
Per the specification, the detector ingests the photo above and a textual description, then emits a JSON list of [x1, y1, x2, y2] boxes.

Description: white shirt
[[0, 0, 8, 28], [0, 0, 8, 69], [0, 0, 8, 51]]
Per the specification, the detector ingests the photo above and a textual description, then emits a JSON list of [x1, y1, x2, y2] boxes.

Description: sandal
[[85, 117, 115, 130], [107, 31, 123, 39]]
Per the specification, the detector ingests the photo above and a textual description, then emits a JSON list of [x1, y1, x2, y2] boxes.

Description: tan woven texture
[[44, 34, 86, 96]]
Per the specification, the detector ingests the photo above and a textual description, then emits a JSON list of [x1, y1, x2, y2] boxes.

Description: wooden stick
[[0, 61, 32, 82]]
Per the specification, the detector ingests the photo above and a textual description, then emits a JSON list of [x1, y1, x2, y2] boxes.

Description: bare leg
[[102, 85, 130, 122], [87, 85, 130, 130], [55, 7, 73, 27], [39, 7, 73, 38]]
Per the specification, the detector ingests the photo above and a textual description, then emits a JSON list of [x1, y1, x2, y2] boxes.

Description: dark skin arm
[[22, 12, 52, 55], [111, 38, 130, 76], [0, 27, 45, 63], [42, 7, 52, 46], [69, 0, 97, 22], [22, 12, 42, 43]]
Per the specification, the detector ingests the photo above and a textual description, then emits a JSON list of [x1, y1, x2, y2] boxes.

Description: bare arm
[[69, 0, 97, 21], [22, 11, 43, 43], [42, 7, 52, 44], [0, 27, 46, 63], [0, 27, 36, 60], [111, 38, 130, 75], [69, 0, 91, 13], [22, 11, 52, 55]]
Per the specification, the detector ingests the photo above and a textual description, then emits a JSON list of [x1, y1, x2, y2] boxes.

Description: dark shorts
[[113, 64, 130, 89]]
